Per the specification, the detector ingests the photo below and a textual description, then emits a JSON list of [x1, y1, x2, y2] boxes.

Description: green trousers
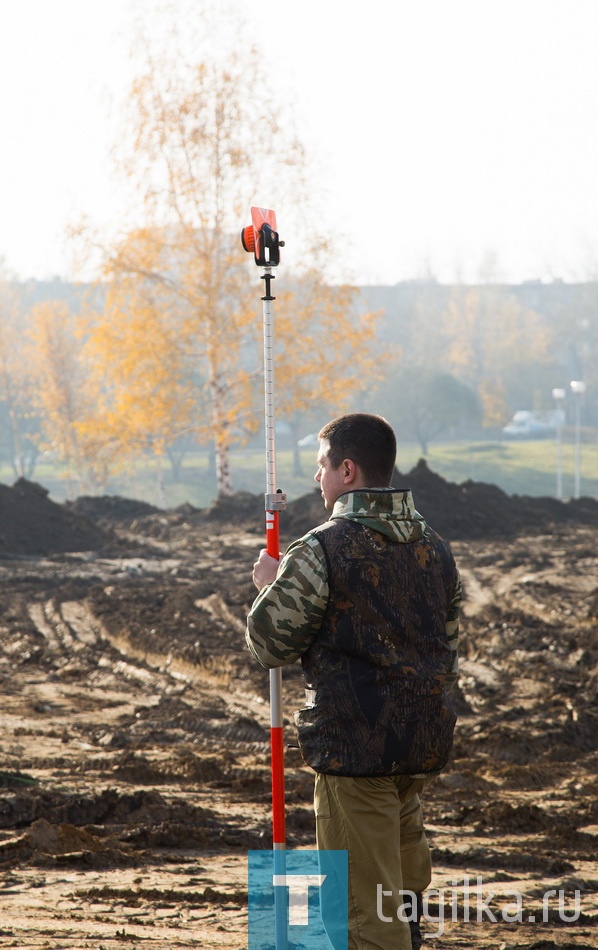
[[314, 773, 433, 950]]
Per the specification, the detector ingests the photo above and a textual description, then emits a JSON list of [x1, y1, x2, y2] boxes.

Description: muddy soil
[[0, 471, 596, 948]]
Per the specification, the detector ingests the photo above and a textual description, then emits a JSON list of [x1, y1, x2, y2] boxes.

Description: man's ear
[[342, 458, 358, 483]]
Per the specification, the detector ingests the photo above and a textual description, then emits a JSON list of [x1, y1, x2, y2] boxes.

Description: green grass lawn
[[403, 439, 598, 499], [7, 435, 597, 509]]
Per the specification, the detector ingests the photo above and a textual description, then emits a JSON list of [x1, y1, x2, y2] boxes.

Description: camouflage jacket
[[246, 489, 461, 775]]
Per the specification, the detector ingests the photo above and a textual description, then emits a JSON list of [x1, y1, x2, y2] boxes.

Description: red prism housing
[[241, 206, 282, 266]]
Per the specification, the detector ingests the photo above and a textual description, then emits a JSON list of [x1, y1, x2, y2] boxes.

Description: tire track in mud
[[24, 589, 274, 758], [27, 591, 239, 699], [27, 596, 176, 694]]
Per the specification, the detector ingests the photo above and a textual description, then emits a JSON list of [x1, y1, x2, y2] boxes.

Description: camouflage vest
[[294, 518, 458, 776]]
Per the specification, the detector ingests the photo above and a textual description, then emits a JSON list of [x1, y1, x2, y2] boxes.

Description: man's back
[[295, 498, 460, 776]]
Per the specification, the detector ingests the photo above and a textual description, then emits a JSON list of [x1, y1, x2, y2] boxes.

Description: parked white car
[[502, 410, 564, 438]]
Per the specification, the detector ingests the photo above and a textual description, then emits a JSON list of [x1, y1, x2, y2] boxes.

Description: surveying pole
[[242, 207, 288, 948]]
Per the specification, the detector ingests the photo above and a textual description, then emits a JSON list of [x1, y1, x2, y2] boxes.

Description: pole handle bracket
[[261, 271, 276, 301], [265, 491, 287, 511]]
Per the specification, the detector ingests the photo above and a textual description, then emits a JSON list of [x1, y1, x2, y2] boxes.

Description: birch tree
[[85, 5, 305, 496]]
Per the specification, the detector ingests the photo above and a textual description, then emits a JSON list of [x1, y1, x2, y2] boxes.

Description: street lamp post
[[570, 380, 586, 500], [551, 388, 566, 500]]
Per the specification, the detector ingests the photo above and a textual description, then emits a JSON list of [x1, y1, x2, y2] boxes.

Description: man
[[246, 413, 461, 950]]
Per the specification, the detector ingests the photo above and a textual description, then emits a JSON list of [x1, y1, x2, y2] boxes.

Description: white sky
[[1, 0, 598, 285]]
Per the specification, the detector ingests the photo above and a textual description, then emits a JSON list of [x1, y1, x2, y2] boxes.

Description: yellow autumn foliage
[[25, 301, 117, 493]]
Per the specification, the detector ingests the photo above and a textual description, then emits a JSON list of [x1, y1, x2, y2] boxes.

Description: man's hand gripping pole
[[242, 207, 287, 860]]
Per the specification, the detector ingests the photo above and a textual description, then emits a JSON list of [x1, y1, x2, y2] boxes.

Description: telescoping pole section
[[261, 264, 287, 853], [262, 266, 288, 949]]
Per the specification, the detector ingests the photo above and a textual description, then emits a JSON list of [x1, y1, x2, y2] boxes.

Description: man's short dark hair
[[318, 413, 396, 486]]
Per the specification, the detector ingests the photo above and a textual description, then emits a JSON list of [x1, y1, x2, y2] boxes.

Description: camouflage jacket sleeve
[[246, 534, 329, 668], [445, 571, 462, 690]]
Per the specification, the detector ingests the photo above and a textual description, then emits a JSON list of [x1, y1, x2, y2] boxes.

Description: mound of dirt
[[66, 494, 162, 524], [0, 478, 109, 556], [284, 459, 598, 542], [4, 461, 597, 557], [397, 459, 598, 540]]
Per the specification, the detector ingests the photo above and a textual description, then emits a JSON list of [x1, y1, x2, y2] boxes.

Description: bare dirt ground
[[0, 470, 596, 950]]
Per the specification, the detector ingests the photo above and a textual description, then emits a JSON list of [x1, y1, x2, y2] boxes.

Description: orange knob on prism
[[241, 225, 255, 252]]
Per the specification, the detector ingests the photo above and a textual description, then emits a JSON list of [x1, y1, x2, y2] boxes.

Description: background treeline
[[0, 272, 594, 503], [359, 277, 595, 452]]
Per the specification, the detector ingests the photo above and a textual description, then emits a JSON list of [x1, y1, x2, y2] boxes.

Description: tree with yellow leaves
[[80, 250, 209, 500], [25, 301, 114, 497], [80, 3, 381, 497]]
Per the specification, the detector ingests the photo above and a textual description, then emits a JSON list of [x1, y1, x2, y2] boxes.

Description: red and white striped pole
[[261, 261, 287, 857], [242, 208, 287, 948]]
